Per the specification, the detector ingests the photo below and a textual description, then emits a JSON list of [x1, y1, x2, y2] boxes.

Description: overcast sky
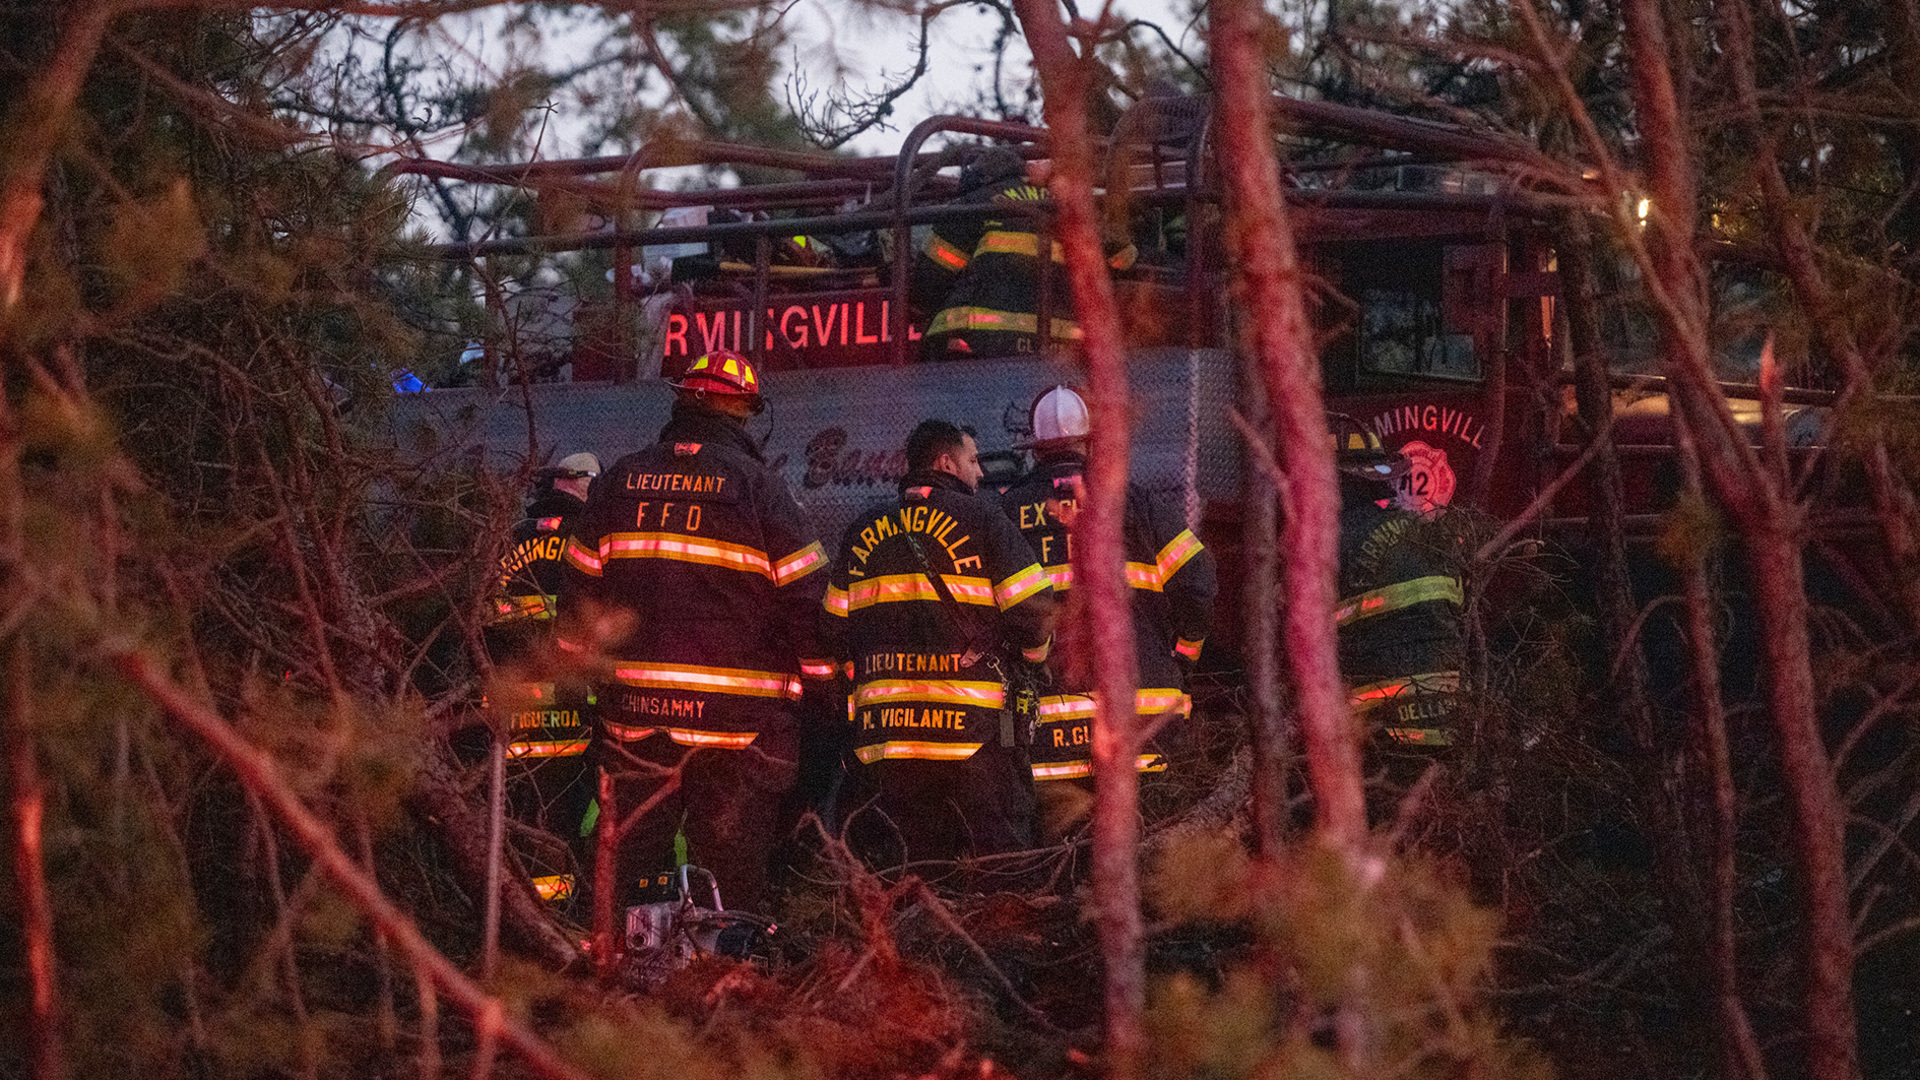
[[331, 1, 1198, 240], [785, 0, 1202, 156], [352, 0, 1199, 161]]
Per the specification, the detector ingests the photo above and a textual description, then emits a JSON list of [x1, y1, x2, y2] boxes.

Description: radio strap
[[900, 525, 1018, 748]]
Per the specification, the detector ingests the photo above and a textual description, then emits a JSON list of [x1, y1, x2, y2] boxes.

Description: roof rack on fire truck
[[383, 94, 1561, 370]]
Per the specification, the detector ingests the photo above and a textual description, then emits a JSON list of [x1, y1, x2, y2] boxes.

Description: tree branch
[[1009, 2, 1144, 1076], [115, 649, 593, 1080], [0, 0, 116, 315]]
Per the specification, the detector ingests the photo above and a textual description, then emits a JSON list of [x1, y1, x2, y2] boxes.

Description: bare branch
[[786, 2, 956, 150], [1010, 1, 1145, 1076], [9, 643, 65, 1080], [0, 0, 115, 315], [116, 650, 594, 1080]]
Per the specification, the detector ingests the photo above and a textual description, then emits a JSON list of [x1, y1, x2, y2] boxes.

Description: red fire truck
[[388, 94, 1887, 652]]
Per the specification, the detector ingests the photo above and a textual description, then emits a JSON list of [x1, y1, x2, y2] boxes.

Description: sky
[[782, 0, 1203, 156], [317, 0, 1200, 241], [352, 0, 1200, 160]]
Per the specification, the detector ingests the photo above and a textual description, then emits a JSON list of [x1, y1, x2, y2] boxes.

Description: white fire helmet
[[556, 452, 601, 479], [1031, 385, 1091, 444]]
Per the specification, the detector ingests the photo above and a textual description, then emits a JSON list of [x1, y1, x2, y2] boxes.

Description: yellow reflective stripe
[[855, 741, 983, 763], [603, 720, 660, 742], [1037, 689, 1187, 717], [605, 533, 774, 578], [1383, 727, 1455, 747], [1125, 561, 1164, 591], [1174, 637, 1204, 662], [926, 306, 1083, 341], [975, 229, 1063, 262], [973, 230, 1133, 269], [564, 536, 603, 575], [995, 563, 1050, 609], [799, 658, 836, 679], [531, 875, 574, 901], [1031, 753, 1166, 781], [1043, 564, 1073, 589], [1022, 637, 1052, 664], [1038, 694, 1095, 720], [1136, 689, 1191, 716], [1157, 529, 1204, 579], [490, 593, 555, 622], [846, 573, 997, 610], [924, 233, 970, 270], [614, 663, 802, 699], [824, 584, 850, 617], [943, 576, 996, 605], [773, 541, 826, 586], [666, 728, 760, 749], [1348, 671, 1461, 711], [1334, 575, 1462, 627], [848, 573, 936, 608], [855, 679, 1006, 709], [507, 738, 589, 759]]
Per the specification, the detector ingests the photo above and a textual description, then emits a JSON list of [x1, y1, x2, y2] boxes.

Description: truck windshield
[[1341, 240, 1483, 385]]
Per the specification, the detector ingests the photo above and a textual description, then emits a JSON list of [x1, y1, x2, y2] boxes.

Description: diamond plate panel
[[388, 348, 1245, 544]]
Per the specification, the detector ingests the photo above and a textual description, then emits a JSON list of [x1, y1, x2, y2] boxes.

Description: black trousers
[[856, 741, 1036, 869], [597, 725, 798, 914]]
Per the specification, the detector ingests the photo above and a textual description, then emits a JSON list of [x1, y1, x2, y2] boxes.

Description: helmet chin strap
[[685, 388, 765, 417], [749, 393, 775, 453]]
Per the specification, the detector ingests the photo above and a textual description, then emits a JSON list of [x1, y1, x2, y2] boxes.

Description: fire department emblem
[[1397, 439, 1455, 514]]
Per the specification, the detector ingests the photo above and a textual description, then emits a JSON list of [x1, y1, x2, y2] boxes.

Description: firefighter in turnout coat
[[559, 351, 829, 913], [999, 387, 1216, 816], [825, 420, 1056, 866], [484, 452, 600, 905], [1330, 415, 1464, 750], [913, 147, 1134, 359]]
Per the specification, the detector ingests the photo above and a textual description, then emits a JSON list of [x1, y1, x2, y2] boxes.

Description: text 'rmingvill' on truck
[[386, 92, 1893, 661]]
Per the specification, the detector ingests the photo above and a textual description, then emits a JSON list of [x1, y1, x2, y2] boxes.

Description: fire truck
[[388, 94, 1887, 656]]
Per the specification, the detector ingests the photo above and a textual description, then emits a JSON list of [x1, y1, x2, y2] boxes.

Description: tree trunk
[[1210, 0, 1366, 848], [1714, 0, 1920, 631], [1240, 369, 1288, 858], [1615, 0, 1860, 1070], [1569, 213, 1763, 1078], [1561, 214, 1652, 750], [1007, 4, 1145, 1077], [413, 737, 582, 971], [1745, 516, 1857, 1080], [1673, 412, 1771, 1080]]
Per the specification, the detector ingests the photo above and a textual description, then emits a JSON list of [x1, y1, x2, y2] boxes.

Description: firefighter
[[1330, 415, 1465, 751], [999, 387, 1216, 836], [825, 419, 1056, 869], [913, 147, 1135, 360], [558, 350, 829, 914], [484, 451, 600, 906]]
